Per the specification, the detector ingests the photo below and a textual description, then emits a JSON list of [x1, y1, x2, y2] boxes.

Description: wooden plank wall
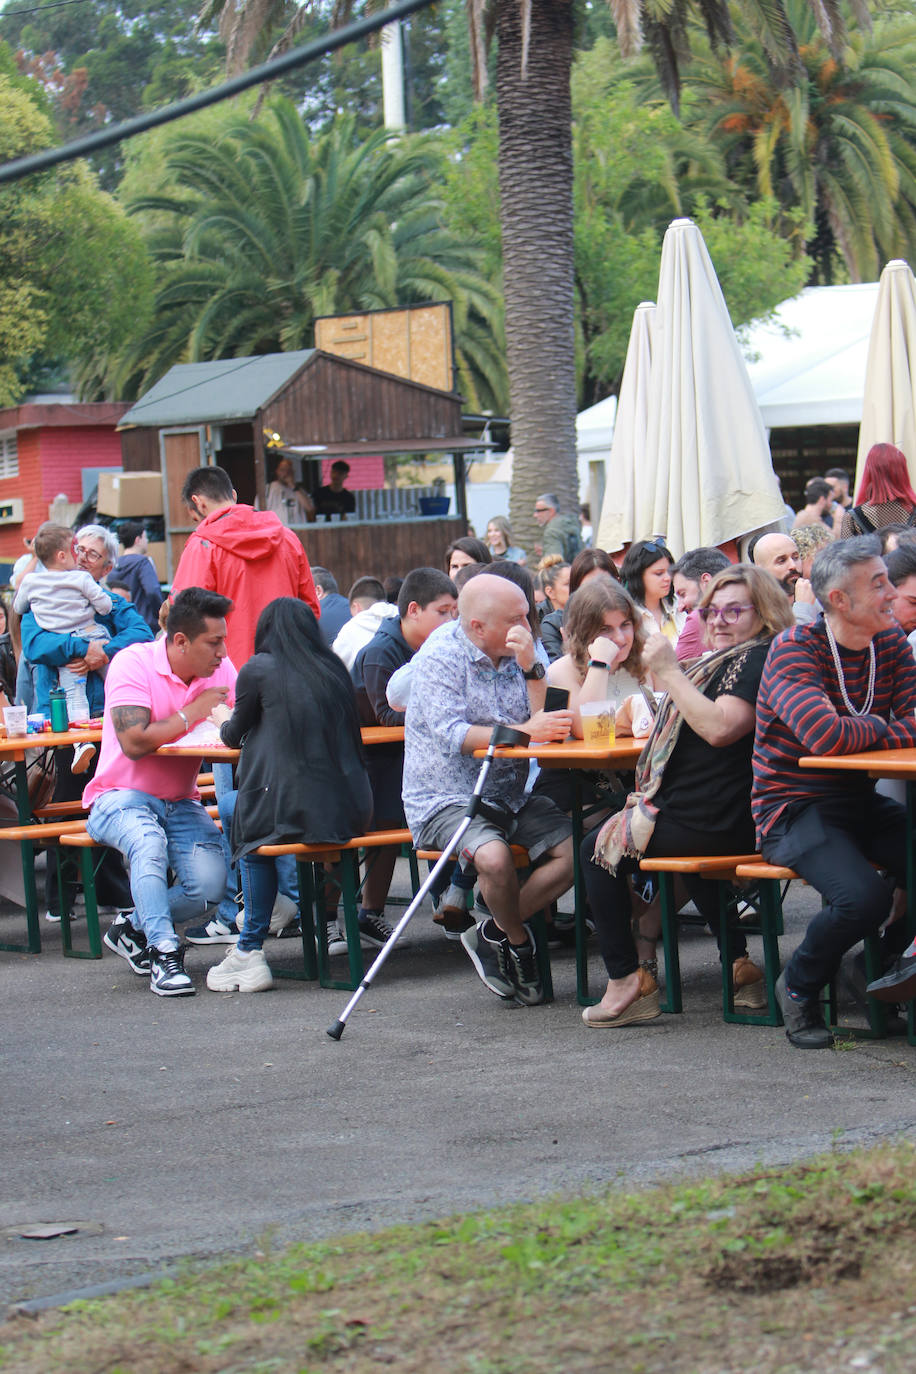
[[292, 517, 465, 590], [164, 518, 465, 591]]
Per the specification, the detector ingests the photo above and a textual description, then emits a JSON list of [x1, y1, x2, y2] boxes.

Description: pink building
[[0, 402, 128, 567]]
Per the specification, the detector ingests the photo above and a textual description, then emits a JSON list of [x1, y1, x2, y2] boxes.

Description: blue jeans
[[87, 789, 230, 951], [217, 791, 298, 922], [237, 852, 280, 951]]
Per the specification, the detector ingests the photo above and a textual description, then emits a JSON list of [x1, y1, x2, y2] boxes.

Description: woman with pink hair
[[841, 443, 916, 537]]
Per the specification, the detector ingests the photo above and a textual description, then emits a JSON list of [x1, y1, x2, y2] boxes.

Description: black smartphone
[[544, 686, 570, 712]]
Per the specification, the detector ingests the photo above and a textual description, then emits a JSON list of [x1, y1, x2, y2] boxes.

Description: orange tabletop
[[361, 726, 405, 746], [799, 748, 916, 779], [473, 736, 643, 768], [0, 727, 102, 760], [157, 724, 404, 759]]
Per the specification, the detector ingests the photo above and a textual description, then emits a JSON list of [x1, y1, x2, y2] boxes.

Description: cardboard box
[[147, 542, 168, 583], [97, 471, 163, 518]]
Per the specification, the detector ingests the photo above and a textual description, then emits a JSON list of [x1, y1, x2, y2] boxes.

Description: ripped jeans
[[87, 789, 230, 952]]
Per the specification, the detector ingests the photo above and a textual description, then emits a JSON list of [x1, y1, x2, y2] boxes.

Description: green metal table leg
[[571, 775, 593, 1006], [0, 757, 41, 954], [273, 859, 318, 982], [529, 908, 554, 1003], [658, 872, 682, 1014]]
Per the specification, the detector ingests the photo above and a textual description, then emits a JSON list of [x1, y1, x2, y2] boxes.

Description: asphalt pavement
[[3, 864, 915, 1313]]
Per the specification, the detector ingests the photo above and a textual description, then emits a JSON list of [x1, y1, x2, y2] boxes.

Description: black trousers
[[761, 791, 909, 999], [44, 747, 132, 917], [581, 811, 754, 980]]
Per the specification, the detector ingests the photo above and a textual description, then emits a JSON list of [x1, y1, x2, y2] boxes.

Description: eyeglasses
[[74, 544, 105, 564], [698, 603, 756, 625]]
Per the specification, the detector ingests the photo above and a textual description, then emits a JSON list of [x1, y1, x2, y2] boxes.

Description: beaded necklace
[[824, 618, 876, 717]]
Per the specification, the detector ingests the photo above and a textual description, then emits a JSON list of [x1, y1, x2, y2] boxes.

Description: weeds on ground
[[2, 1139, 916, 1372]]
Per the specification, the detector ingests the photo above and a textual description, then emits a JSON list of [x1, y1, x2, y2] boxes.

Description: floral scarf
[[591, 635, 770, 874]]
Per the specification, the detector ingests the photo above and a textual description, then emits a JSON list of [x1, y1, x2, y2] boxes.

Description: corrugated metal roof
[[119, 352, 315, 428]]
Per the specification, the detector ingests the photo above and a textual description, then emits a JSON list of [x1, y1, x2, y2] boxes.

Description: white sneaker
[[71, 741, 97, 775], [206, 946, 273, 993], [269, 892, 299, 936]]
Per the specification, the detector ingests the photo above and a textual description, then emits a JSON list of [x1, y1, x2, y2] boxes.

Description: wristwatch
[[523, 661, 546, 681]]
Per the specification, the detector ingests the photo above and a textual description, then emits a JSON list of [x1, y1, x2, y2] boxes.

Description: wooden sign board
[[315, 303, 454, 393]]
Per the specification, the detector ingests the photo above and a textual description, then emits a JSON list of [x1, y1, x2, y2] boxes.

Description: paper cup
[[3, 705, 28, 737]]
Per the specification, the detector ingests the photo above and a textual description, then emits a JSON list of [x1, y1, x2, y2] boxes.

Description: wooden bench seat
[[253, 830, 415, 990], [638, 853, 782, 1025]]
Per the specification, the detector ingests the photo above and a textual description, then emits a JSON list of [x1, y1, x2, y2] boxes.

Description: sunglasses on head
[[642, 540, 669, 558]]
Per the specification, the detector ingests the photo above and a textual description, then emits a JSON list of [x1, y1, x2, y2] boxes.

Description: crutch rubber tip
[[326, 1020, 346, 1041]]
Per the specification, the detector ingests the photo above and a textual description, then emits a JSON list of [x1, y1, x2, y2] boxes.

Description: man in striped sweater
[[752, 536, 916, 1048]]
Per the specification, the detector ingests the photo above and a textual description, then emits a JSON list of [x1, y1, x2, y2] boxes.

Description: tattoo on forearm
[[111, 705, 151, 733]]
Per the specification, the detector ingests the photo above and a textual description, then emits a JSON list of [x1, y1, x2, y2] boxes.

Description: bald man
[[751, 532, 819, 624], [403, 576, 574, 1006]]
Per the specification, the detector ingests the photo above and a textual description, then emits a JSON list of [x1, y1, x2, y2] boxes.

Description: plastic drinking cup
[[580, 700, 614, 747]]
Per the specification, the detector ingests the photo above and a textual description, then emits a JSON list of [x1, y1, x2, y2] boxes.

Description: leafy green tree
[[571, 45, 811, 398], [677, 2, 916, 281], [0, 72, 152, 403], [0, 0, 224, 186], [115, 99, 506, 407]]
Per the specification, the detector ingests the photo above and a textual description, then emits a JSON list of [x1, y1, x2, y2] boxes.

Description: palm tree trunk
[[496, 0, 578, 550]]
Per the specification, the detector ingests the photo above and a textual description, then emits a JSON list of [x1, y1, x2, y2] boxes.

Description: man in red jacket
[[172, 466, 319, 667]]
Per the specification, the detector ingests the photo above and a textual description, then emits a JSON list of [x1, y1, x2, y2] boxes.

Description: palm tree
[[198, 0, 847, 544], [468, 0, 845, 541], [680, 3, 916, 281], [117, 101, 505, 407]]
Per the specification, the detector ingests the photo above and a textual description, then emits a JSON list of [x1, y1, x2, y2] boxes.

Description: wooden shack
[[117, 349, 478, 588]]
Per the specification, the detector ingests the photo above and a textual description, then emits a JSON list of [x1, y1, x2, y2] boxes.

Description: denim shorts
[[414, 793, 571, 865]]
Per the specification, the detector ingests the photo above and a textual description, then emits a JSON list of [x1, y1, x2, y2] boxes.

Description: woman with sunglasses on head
[[620, 538, 683, 641], [579, 564, 793, 1028]]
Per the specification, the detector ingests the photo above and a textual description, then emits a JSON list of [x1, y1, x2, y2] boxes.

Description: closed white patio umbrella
[[855, 259, 916, 493], [596, 301, 656, 553], [643, 218, 784, 557]]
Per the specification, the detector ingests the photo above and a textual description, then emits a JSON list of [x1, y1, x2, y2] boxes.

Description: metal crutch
[[327, 723, 529, 1039]]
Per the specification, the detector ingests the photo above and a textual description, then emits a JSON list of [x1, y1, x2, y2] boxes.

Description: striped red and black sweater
[[752, 620, 916, 839]]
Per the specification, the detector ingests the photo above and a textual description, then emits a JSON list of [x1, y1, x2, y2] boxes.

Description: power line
[[1, 0, 94, 19], [0, 0, 434, 185]]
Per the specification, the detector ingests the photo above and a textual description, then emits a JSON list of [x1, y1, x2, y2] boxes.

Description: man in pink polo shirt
[[85, 587, 237, 997]]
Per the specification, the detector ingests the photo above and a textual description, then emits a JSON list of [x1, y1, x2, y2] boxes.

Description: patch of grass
[[4, 1140, 916, 1372]]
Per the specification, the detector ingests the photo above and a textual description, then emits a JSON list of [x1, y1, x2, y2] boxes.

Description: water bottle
[[65, 677, 91, 724], [49, 688, 68, 734]]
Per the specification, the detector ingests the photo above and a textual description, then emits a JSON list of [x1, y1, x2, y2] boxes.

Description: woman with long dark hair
[[620, 539, 683, 640], [207, 598, 372, 992], [842, 443, 916, 537]]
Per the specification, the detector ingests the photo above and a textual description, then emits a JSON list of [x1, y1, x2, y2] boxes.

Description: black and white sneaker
[[149, 946, 195, 997], [507, 929, 544, 1005], [460, 918, 515, 999], [103, 913, 151, 975], [356, 909, 394, 949], [184, 915, 239, 945], [326, 921, 349, 956]]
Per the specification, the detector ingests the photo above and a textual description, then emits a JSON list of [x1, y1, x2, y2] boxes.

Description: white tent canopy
[[576, 394, 618, 455], [742, 283, 879, 429]]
